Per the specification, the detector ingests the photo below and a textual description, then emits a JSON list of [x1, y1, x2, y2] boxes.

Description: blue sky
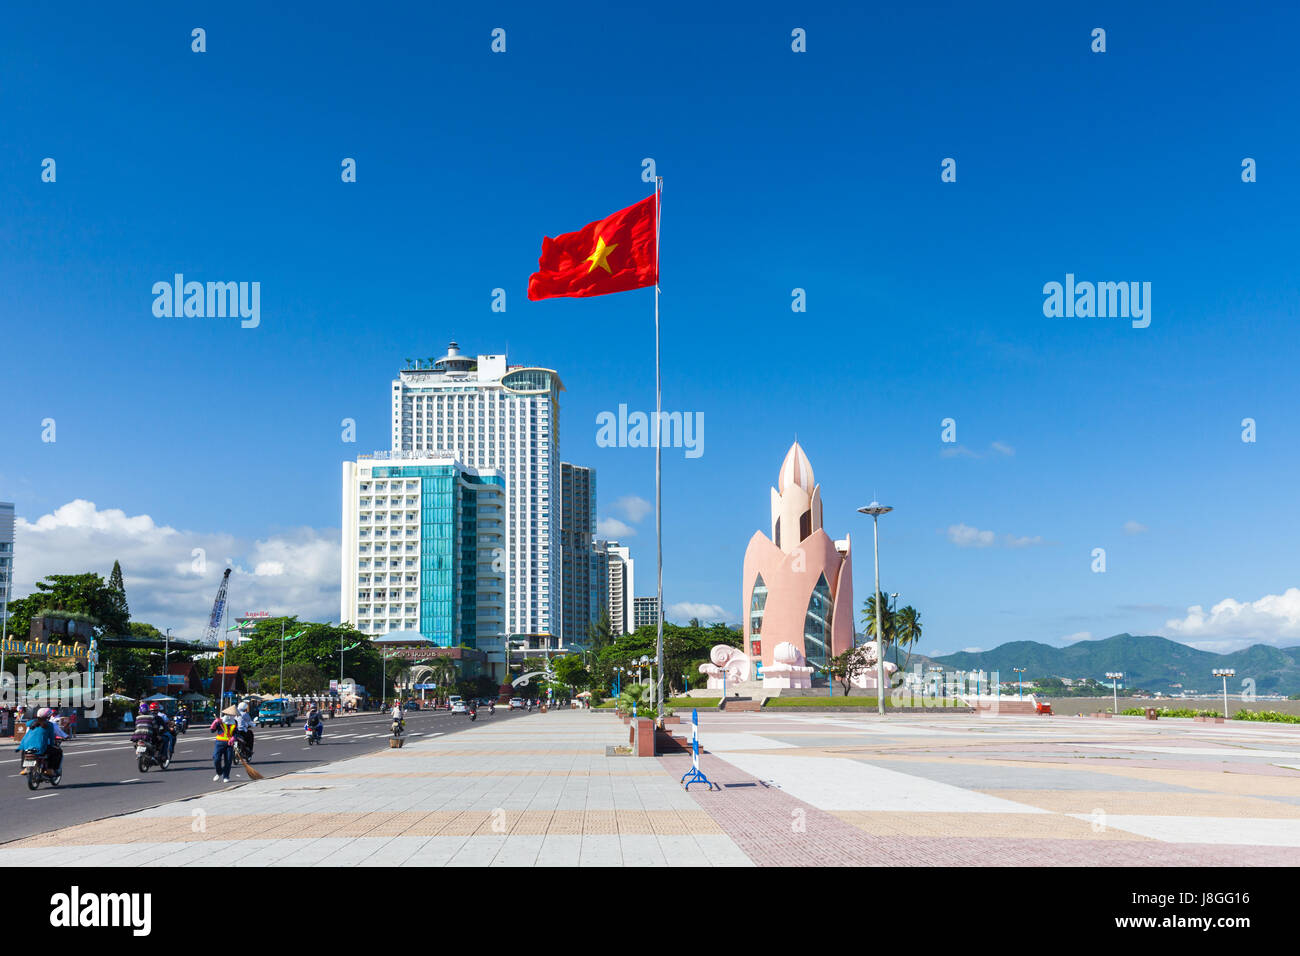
[[2, 2, 1298, 653]]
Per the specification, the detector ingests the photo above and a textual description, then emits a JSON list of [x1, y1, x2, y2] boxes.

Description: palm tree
[[429, 656, 456, 706], [860, 591, 896, 654], [895, 606, 923, 671], [619, 682, 649, 712]]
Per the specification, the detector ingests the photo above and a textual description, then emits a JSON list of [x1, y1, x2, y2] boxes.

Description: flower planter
[[389, 737, 405, 748]]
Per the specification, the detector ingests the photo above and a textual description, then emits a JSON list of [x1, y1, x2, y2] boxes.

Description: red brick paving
[[658, 751, 1300, 867]]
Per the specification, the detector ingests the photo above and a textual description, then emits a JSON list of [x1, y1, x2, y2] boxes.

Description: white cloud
[[597, 516, 636, 538], [961, 646, 984, 653], [947, 523, 996, 547], [940, 445, 980, 459], [612, 495, 652, 523], [666, 602, 729, 624], [947, 523, 1043, 549], [1164, 588, 1300, 648], [1123, 520, 1148, 535], [1059, 631, 1093, 644], [990, 441, 1015, 456], [11, 500, 339, 639]]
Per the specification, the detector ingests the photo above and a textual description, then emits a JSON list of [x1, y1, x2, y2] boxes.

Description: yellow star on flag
[[585, 235, 618, 274]]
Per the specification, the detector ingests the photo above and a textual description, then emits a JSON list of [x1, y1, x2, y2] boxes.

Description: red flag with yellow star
[[527, 194, 658, 300]]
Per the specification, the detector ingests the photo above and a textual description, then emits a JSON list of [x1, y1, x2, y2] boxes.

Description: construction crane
[[202, 568, 232, 648]]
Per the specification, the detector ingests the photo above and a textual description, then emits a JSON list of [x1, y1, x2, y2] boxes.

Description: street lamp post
[[164, 627, 171, 690], [1212, 668, 1235, 718], [1105, 671, 1124, 715], [927, 665, 942, 700], [1013, 667, 1026, 700], [857, 502, 894, 717]]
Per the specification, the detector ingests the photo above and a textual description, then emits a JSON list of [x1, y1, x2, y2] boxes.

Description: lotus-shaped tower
[[741, 442, 855, 679]]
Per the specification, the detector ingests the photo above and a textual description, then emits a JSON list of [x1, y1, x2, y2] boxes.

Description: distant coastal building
[[600, 541, 634, 635], [740, 442, 855, 675], [633, 595, 660, 631]]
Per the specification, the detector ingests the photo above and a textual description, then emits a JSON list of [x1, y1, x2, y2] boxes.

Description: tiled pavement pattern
[[0, 715, 751, 866], [662, 711, 1300, 864], [3, 710, 1299, 865]]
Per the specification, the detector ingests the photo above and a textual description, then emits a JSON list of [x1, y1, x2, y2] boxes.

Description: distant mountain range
[[911, 634, 1300, 696]]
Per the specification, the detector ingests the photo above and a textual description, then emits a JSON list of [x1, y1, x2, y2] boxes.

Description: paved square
[[2, 710, 1297, 865]]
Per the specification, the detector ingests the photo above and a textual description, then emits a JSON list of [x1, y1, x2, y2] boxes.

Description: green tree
[[894, 605, 923, 671], [860, 591, 897, 660], [108, 560, 130, 623], [828, 648, 869, 696], [553, 653, 590, 691], [11, 572, 129, 637]]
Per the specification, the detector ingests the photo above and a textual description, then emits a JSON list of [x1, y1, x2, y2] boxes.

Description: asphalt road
[[0, 706, 532, 844]]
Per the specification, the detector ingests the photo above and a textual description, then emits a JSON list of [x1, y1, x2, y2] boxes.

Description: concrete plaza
[[2, 709, 1298, 865]]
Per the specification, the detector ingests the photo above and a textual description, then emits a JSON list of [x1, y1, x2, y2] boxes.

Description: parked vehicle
[[404, 700, 421, 711], [256, 698, 295, 727]]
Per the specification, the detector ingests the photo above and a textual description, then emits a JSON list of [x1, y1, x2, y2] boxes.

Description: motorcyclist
[[15, 708, 62, 777], [234, 701, 255, 760], [148, 703, 175, 760], [306, 705, 323, 741]]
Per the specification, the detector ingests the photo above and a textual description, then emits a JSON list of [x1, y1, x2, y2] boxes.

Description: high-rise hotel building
[[0, 501, 14, 621], [560, 463, 599, 647], [341, 456, 505, 649], [390, 342, 563, 652]]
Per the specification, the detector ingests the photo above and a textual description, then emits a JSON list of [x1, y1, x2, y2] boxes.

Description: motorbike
[[173, 714, 188, 735], [305, 722, 323, 745], [390, 717, 405, 737], [232, 730, 253, 764], [469, 706, 477, 722], [21, 747, 63, 790], [132, 731, 172, 772]]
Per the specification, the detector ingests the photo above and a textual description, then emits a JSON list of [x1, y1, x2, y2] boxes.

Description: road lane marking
[[79, 763, 97, 768], [28, 793, 58, 800], [119, 778, 141, 783], [270, 752, 281, 756]]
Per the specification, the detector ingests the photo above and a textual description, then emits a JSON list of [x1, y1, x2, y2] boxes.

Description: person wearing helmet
[[234, 700, 255, 761], [15, 709, 62, 776], [305, 704, 323, 742], [150, 703, 176, 761]]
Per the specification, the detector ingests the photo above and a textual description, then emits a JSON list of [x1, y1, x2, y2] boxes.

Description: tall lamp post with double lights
[[1212, 668, 1235, 718], [857, 501, 894, 717], [1105, 671, 1124, 715], [1012, 667, 1026, 699]]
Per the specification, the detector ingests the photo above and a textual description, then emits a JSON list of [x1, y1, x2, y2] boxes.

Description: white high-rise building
[[341, 455, 505, 653], [600, 541, 634, 635], [392, 342, 562, 652]]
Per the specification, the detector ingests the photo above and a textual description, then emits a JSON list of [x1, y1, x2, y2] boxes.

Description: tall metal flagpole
[[654, 176, 664, 728]]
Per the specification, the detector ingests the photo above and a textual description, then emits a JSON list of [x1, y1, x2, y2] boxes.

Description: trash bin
[[1145, 707, 1158, 720]]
